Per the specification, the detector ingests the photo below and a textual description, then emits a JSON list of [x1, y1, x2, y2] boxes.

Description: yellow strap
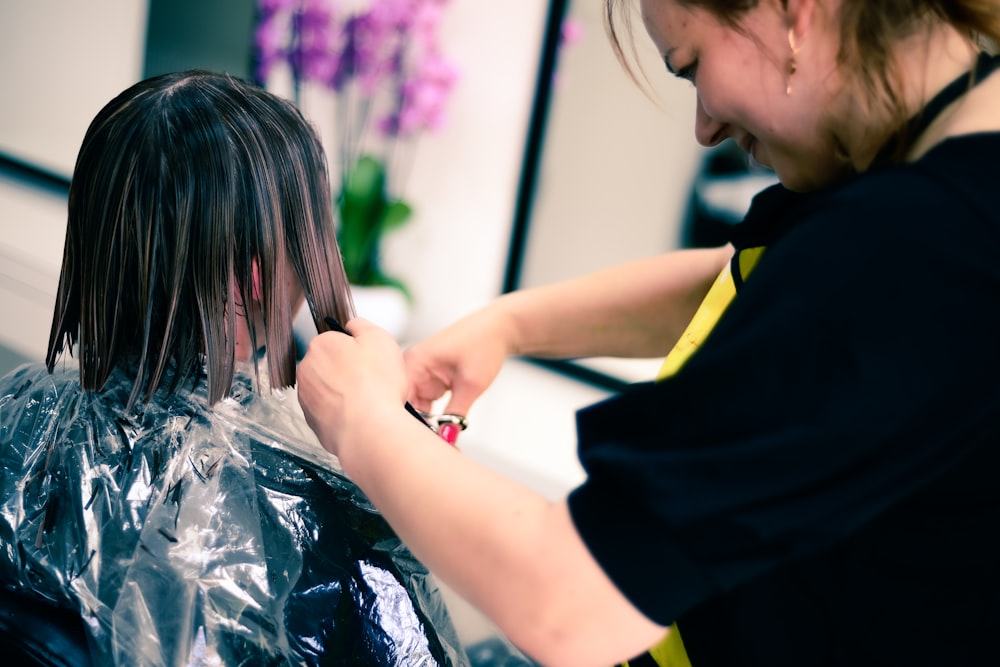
[[623, 246, 766, 667], [658, 246, 764, 381], [622, 624, 691, 667]]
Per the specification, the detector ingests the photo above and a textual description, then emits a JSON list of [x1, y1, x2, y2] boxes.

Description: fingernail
[[438, 422, 460, 446]]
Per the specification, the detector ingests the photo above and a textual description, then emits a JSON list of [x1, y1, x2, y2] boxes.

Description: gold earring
[[786, 28, 799, 96]]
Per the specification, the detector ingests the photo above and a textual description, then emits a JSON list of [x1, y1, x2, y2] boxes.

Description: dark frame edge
[[0, 153, 71, 194], [502, 0, 632, 393], [502, 0, 569, 294], [521, 357, 633, 393]]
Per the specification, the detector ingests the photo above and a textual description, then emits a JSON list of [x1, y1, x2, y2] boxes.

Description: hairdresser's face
[[640, 0, 848, 190]]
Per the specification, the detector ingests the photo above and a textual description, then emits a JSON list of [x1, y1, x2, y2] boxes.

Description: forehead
[[639, 0, 787, 60], [638, 0, 712, 52]]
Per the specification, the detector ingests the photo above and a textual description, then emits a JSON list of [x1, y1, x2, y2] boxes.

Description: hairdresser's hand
[[404, 305, 514, 417], [297, 318, 409, 460]]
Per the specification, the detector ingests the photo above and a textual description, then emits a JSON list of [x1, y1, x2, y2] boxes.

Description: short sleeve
[[567, 167, 1000, 625]]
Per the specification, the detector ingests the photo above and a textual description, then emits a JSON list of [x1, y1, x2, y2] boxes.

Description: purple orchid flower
[[253, 0, 459, 194]]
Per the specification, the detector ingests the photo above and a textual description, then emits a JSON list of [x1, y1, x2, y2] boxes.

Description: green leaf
[[382, 200, 412, 232], [335, 154, 412, 296], [343, 155, 385, 200]]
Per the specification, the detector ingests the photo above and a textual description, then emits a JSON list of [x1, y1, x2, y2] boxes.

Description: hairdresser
[[297, 1, 1000, 665]]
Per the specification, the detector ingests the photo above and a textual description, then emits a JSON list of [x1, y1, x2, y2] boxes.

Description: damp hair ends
[[46, 70, 353, 407]]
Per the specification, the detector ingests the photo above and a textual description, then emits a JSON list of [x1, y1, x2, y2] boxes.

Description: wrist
[[336, 402, 416, 481], [491, 292, 530, 357]]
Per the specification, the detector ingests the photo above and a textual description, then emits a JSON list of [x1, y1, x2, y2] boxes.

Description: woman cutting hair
[[297, 1, 1000, 665]]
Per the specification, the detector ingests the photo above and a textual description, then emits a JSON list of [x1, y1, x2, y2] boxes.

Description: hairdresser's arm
[[297, 323, 669, 667], [505, 244, 732, 359], [406, 245, 732, 414]]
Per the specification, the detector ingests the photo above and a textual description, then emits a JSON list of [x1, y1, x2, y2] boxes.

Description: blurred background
[[0, 0, 744, 379], [0, 0, 771, 660], [0, 0, 549, 370]]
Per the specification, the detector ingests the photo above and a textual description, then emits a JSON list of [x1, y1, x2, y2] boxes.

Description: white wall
[[0, 1, 151, 362], [520, 0, 701, 290], [376, 1, 551, 341], [0, 1, 150, 178]]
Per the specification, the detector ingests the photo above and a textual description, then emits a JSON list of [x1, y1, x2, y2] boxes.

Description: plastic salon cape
[[0, 361, 467, 666]]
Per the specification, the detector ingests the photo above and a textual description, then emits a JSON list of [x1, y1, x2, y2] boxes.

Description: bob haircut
[[47, 70, 354, 406]]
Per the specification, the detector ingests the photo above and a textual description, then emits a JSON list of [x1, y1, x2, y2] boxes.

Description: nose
[[694, 96, 726, 147]]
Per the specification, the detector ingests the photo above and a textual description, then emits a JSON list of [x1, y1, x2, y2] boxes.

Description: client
[[0, 70, 465, 666]]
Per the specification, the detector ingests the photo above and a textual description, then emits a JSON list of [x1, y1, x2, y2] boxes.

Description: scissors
[[323, 317, 468, 446]]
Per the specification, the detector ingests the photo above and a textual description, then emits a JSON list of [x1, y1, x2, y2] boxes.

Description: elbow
[[503, 626, 595, 667], [490, 580, 667, 667], [508, 618, 666, 667], [495, 599, 626, 667]]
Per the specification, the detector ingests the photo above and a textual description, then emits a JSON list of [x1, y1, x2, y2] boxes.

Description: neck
[[845, 23, 979, 171]]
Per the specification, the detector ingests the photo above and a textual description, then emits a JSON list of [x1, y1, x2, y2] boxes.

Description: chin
[[773, 147, 856, 192], [773, 162, 846, 193], [775, 173, 812, 192]]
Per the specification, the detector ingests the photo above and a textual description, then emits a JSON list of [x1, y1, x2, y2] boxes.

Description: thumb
[[442, 397, 473, 420], [440, 379, 481, 419]]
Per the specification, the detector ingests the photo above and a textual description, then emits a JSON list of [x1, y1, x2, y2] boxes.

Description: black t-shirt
[[567, 133, 1000, 665]]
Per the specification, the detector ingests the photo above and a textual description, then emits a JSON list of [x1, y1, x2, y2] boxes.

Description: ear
[[232, 260, 263, 315], [232, 275, 246, 313], [783, 0, 816, 38], [250, 257, 264, 303]]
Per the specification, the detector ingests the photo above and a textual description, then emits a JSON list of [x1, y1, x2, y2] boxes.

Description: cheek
[[286, 273, 306, 310], [294, 283, 306, 310], [766, 139, 852, 191], [697, 65, 766, 129]]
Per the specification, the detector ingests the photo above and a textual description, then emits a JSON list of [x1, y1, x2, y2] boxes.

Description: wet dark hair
[[47, 70, 354, 406], [604, 0, 1000, 163]]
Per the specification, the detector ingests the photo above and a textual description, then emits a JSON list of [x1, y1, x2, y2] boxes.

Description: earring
[[786, 28, 799, 96]]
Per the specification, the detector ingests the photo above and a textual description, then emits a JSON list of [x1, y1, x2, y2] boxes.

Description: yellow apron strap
[[658, 246, 765, 381], [622, 625, 692, 667], [620, 246, 766, 667]]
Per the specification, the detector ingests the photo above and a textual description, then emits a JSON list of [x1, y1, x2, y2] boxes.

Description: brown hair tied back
[[604, 0, 1000, 162]]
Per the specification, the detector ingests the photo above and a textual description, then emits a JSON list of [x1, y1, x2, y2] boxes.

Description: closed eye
[[675, 62, 697, 85], [664, 52, 697, 86]]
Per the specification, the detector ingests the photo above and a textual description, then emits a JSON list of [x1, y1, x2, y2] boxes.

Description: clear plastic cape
[[0, 361, 468, 666]]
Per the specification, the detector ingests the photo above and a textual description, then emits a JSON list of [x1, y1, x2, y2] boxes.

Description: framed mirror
[[504, 0, 777, 390]]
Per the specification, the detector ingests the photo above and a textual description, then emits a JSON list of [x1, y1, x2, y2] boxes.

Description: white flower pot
[[349, 285, 411, 341], [292, 285, 410, 359]]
